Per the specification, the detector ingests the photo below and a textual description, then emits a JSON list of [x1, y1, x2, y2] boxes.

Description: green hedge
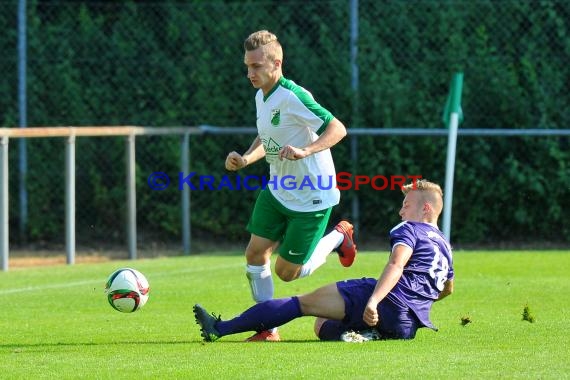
[[0, 0, 568, 247]]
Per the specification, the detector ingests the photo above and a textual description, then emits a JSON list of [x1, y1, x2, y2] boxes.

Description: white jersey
[[255, 76, 340, 212]]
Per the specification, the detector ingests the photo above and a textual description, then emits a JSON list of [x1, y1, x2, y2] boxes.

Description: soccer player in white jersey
[[224, 30, 357, 341], [193, 179, 454, 342]]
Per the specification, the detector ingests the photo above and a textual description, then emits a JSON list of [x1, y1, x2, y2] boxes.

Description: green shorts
[[247, 188, 332, 265]]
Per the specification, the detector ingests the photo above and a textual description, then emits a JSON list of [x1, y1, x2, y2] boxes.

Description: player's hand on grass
[[225, 151, 247, 171]]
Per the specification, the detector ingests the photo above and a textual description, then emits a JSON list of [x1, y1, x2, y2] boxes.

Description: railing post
[[126, 133, 137, 260], [65, 133, 76, 265], [181, 132, 191, 255], [1, 136, 9, 271]]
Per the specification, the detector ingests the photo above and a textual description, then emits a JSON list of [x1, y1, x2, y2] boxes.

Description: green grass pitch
[[0, 250, 568, 379]]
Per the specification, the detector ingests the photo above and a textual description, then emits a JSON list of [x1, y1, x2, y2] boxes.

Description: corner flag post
[[442, 72, 464, 241]]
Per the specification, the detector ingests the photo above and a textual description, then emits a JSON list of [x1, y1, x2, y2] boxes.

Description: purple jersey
[[387, 221, 454, 330]]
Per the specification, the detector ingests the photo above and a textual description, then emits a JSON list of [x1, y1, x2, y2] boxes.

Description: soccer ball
[[105, 268, 150, 313]]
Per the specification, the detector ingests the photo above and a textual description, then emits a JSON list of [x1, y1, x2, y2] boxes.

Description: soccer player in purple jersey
[[193, 179, 454, 342]]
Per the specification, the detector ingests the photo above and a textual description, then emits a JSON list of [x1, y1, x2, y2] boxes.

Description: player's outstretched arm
[[363, 244, 412, 326]]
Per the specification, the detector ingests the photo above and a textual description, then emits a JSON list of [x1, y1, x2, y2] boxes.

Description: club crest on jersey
[[271, 109, 281, 126]]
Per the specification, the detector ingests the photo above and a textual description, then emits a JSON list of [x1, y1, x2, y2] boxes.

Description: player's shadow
[[0, 340, 193, 350], [1, 339, 328, 350]]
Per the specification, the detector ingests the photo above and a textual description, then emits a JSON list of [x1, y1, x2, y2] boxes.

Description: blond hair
[[244, 30, 283, 62], [402, 179, 444, 216]]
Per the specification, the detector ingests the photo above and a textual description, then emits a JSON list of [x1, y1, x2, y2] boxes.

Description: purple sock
[[317, 319, 345, 341], [216, 297, 302, 336]]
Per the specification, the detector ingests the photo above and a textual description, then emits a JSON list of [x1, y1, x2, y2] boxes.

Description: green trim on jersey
[[265, 77, 334, 135], [255, 75, 341, 212], [263, 80, 281, 101]]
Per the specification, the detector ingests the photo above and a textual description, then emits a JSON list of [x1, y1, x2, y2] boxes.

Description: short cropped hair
[[244, 30, 283, 62], [402, 179, 444, 215]]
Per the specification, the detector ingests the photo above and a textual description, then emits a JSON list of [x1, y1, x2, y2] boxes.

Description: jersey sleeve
[[389, 222, 416, 251], [288, 88, 334, 135]]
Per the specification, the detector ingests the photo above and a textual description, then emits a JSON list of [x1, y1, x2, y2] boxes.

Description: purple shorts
[[318, 278, 422, 341]]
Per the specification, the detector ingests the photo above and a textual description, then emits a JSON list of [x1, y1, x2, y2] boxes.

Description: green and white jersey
[[255, 76, 340, 212]]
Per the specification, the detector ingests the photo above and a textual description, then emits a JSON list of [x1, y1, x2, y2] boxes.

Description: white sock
[[246, 263, 277, 333], [246, 263, 274, 302], [299, 230, 344, 278]]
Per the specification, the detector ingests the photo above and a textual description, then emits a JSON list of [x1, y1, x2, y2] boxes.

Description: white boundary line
[[0, 263, 242, 296]]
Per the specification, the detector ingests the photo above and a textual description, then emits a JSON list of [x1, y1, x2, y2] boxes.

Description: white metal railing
[[1, 125, 569, 271], [0, 126, 202, 271]]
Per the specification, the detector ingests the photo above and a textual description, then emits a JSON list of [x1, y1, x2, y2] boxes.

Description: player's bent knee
[[245, 246, 270, 263], [274, 262, 301, 282], [245, 236, 277, 264], [275, 270, 297, 282]]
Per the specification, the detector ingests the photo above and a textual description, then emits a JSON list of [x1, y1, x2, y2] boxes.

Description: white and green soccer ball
[[105, 268, 150, 313]]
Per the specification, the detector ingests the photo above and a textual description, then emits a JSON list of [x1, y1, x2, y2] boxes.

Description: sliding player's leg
[[193, 282, 347, 342]]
